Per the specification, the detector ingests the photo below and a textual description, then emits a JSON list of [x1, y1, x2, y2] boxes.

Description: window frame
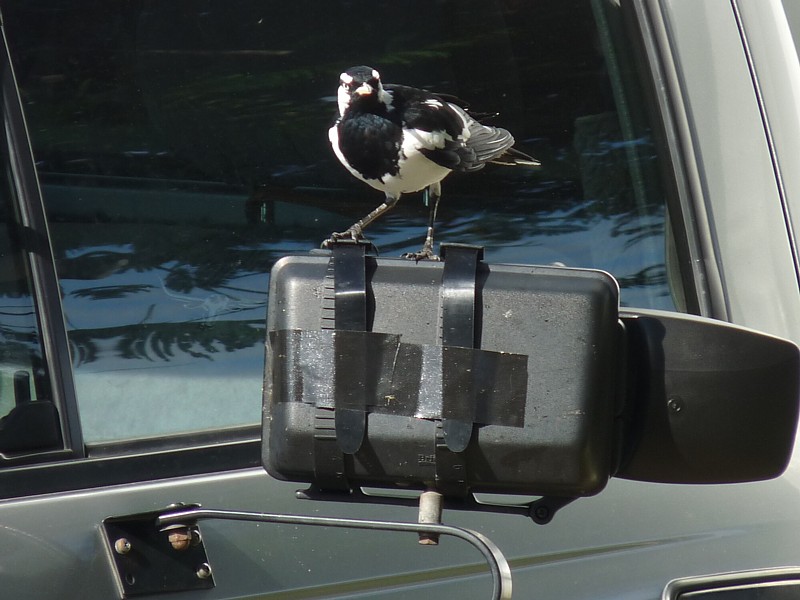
[[0, 20, 82, 463], [632, 0, 726, 318]]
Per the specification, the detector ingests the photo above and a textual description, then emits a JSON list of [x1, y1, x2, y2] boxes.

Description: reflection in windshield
[[4, 0, 676, 441]]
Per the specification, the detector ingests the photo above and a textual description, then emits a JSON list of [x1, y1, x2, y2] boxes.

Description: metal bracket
[[296, 485, 577, 524], [101, 503, 214, 598], [102, 503, 512, 599], [156, 505, 512, 600]]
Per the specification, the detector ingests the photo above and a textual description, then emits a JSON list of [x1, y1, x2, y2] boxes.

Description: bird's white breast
[[329, 123, 453, 197], [392, 129, 453, 192]]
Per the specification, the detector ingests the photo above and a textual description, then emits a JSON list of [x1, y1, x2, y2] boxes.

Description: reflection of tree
[[68, 320, 262, 367], [50, 221, 271, 366], [0, 326, 44, 366], [70, 284, 154, 300], [51, 222, 277, 291], [617, 265, 668, 292]]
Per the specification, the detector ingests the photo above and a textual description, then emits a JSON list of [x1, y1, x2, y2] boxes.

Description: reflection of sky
[[58, 206, 668, 336], [353, 205, 671, 309]]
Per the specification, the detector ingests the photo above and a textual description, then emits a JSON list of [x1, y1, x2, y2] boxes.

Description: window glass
[[3, 0, 678, 443]]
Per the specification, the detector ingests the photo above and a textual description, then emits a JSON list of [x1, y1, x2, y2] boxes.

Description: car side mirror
[[263, 246, 800, 509]]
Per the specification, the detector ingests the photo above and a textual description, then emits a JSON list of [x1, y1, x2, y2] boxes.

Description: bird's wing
[[385, 84, 536, 171], [384, 85, 477, 170], [386, 85, 468, 139], [448, 104, 540, 169]]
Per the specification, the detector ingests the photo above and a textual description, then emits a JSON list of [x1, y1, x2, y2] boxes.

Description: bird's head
[[337, 65, 392, 115]]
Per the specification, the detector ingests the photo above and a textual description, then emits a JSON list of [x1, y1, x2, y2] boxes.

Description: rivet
[[114, 538, 132, 555], [196, 563, 212, 580]]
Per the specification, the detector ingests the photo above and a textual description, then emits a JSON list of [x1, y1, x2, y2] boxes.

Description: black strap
[[310, 243, 370, 490], [331, 244, 369, 454], [312, 407, 349, 490], [331, 243, 368, 331], [439, 244, 483, 453]]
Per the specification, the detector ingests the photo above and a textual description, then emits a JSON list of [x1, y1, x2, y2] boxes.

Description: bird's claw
[[401, 248, 440, 262], [321, 229, 378, 254], [321, 226, 363, 249]]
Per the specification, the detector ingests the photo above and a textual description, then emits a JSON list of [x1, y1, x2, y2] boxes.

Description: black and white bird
[[326, 65, 539, 259]]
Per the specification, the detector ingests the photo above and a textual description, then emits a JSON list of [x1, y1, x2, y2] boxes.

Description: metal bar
[[157, 506, 513, 600]]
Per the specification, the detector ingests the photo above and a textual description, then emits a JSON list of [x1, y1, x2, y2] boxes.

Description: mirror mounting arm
[[296, 485, 577, 524], [101, 502, 513, 599], [156, 504, 513, 600]]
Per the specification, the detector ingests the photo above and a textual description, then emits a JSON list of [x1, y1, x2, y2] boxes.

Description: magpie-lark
[[326, 65, 539, 259]]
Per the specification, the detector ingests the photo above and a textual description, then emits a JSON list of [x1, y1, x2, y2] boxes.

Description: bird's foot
[[401, 244, 440, 262], [321, 225, 364, 249], [321, 227, 378, 254]]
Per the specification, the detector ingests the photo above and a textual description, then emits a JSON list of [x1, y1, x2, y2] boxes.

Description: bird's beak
[[354, 83, 374, 96]]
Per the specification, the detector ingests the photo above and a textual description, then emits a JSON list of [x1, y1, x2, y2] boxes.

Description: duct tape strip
[[268, 329, 528, 428]]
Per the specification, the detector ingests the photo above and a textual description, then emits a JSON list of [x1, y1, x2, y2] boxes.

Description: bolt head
[[534, 506, 550, 521], [196, 563, 212, 580], [114, 538, 132, 555], [168, 530, 192, 551]]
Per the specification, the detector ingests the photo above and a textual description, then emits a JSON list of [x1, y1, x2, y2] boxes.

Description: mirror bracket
[[103, 502, 513, 599]]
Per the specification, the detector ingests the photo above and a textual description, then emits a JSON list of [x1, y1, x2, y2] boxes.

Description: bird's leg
[[322, 194, 400, 247], [423, 182, 442, 256], [402, 182, 441, 261]]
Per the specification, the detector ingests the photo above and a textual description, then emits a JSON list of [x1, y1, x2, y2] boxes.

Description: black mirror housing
[[264, 247, 622, 498], [618, 309, 800, 484]]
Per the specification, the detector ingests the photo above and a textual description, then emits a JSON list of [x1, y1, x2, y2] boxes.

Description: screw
[[114, 538, 132, 555], [196, 563, 212, 580]]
